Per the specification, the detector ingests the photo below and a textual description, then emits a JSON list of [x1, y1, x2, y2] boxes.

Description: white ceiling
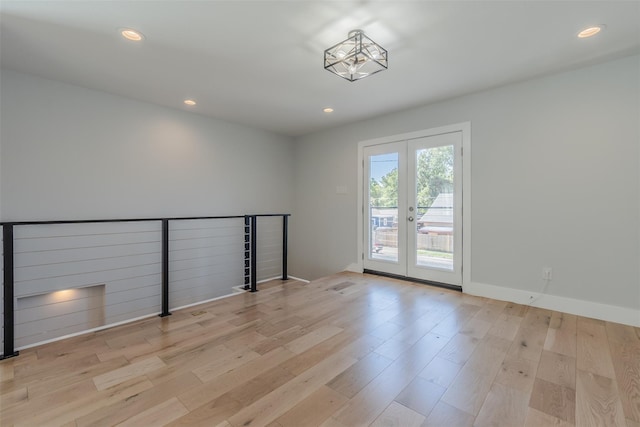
[[1, 1, 638, 137]]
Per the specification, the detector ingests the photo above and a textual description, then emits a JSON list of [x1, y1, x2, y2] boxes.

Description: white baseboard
[[345, 263, 363, 273], [287, 275, 310, 283], [257, 276, 284, 284], [258, 276, 311, 284], [464, 281, 640, 327]]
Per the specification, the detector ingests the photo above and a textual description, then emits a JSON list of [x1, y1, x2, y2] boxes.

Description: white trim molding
[[465, 281, 640, 327]]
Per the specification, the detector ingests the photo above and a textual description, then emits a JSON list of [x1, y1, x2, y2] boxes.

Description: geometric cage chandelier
[[324, 29, 388, 82]]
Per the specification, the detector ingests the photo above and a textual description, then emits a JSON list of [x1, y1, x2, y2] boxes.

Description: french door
[[364, 131, 462, 286]]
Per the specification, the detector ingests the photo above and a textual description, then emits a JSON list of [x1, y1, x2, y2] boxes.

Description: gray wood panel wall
[[1, 217, 285, 352]]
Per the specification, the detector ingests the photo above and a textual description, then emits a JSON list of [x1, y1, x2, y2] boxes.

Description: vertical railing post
[[250, 215, 258, 292], [2, 224, 19, 359], [282, 215, 288, 280], [243, 216, 251, 290], [159, 219, 171, 317]]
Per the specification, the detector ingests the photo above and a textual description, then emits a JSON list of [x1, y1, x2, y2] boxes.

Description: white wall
[[0, 69, 294, 220], [291, 55, 640, 323]]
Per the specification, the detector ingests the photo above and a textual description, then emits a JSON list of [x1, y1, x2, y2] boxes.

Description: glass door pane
[[415, 145, 454, 271], [370, 152, 399, 263], [407, 132, 462, 285], [364, 142, 406, 276]]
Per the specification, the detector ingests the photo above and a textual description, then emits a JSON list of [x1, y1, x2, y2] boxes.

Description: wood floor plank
[[1, 379, 98, 425], [165, 394, 243, 427], [488, 313, 523, 341], [374, 337, 414, 360], [390, 314, 440, 345], [524, 407, 575, 427], [436, 332, 479, 365], [17, 376, 153, 426], [576, 369, 627, 427], [191, 349, 260, 383], [250, 325, 307, 355], [92, 356, 166, 391], [177, 347, 295, 411], [606, 321, 640, 423], [577, 317, 617, 378], [394, 376, 445, 417], [494, 355, 538, 393], [225, 366, 296, 408], [255, 315, 305, 337], [153, 343, 233, 379], [96, 340, 156, 362], [537, 350, 576, 389], [277, 330, 361, 377], [283, 325, 343, 354], [1, 274, 637, 427], [274, 385, 348, 427], [422, 401, 474, 427], [159, 310, 216, 332], [76, 372, 201, 427], [0, 387, 28, 412], [14, 352, 100, 383], [544, 312, 577, 358], [370, 401, 425, 427], [326, 351, 393, 398], [459, 318, 492, 340], [226, 351, 357, 427], [502, 302, 529, 317], [529, 377, 576, 424], [474, 382, 529, 427], [332, 333, 448, 426], [507, 307, 552, 363], [0, 358, 16, 382], [369, 321, 405, 340], [318, 417, 350, 427], [440, 362, 497, 416], [431, 303, 481, 337], [473, 299, 508, 323], [418, 356, 462, 389], [463, 334, 510, 374], [27, 355, 130, 398], [115, 397, 188, 427]]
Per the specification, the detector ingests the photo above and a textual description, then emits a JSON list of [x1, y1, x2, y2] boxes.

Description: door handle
[[408, 216, 414, 222]]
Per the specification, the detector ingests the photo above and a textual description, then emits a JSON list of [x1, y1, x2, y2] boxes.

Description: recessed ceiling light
[[120, 28, 144, 41], [184, 99, 197, 106], [578, 26, 603, 38], [323, 107, 334, 113]]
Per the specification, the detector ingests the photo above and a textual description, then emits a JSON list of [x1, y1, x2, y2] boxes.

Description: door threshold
[[363, 269, 462, 292]]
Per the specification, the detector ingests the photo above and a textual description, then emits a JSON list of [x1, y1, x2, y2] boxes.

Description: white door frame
[[356, 122, 471, 289]]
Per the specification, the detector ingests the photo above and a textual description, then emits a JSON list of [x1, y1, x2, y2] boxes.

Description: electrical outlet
[[543, 267, 552, 281]]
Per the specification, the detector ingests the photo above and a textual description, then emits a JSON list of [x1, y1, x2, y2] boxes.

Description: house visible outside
[[371, 193, 453, 263], [417, 193, 453, 253]]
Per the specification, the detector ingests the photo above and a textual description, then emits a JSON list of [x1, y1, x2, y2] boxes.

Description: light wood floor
[[1, 272, 639, 427]]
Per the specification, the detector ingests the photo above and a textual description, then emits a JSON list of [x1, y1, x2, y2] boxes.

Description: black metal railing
[[0, 213, 290, 359]]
